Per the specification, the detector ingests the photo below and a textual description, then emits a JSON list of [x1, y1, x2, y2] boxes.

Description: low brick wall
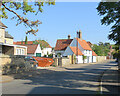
[[96, 56, 106, 62], [0, 55, 34, 75]]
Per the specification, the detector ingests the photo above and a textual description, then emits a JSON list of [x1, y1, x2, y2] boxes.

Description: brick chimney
[[77, 30, 82, 40], [68, 35, 71, 39]]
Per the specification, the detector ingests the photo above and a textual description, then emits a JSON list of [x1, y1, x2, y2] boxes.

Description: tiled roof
[[76, 38, 92, 51], [92, 50, 97, 56], [35, 40, 52, 48], [14, 40, 52, 48], [0, 21, 8, 28], [87, 41, 93, 47], [22, 44, 38, 54], [69, 46, 83, 55], [5, 31, 14, 39], [54, 39, 73, 51], [14, 41, 33, 45]]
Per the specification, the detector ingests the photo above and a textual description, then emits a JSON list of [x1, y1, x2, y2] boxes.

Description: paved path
[[101, 66, 120, 95], [2, 60, 117, 94]]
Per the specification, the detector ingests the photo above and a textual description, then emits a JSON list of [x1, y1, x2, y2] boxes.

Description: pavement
[[0, 75, 14, 83], [100, 66, 120, 95], [1, 60, 120, 94]]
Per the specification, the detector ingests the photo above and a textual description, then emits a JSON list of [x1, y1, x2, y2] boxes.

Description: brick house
[[0, 21, 27, 56]]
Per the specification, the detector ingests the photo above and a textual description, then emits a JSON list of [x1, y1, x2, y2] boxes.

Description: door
[[36, 53, 41, 57]]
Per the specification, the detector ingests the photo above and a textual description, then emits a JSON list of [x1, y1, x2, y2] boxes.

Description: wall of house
[[34, 44, 42, 56], [14, 46, 27, 55], [76, 55, 83, 63], [55, 50, 65, 57], [63, 46, 74, 56], [2, 45, 14, 55], [92, 56, 97, 63], [42, 48, 52, 56], [0, 29, 5, 43], [4, 38, 13, 44]]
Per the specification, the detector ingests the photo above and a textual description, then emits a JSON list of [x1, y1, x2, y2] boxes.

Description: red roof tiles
[[22, 44, 38, 54], [70, 46, 83, 55], [14, 41, 33, 45], [54, 39, 73, 51], [92, 50, 97, 56], [76, 38, 92, 51]]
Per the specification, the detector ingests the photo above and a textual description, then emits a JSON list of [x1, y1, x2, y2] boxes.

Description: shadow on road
[[9, 60, 119, 94]]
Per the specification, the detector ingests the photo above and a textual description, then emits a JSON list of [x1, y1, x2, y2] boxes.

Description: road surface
[[2, 60, 117, 94]]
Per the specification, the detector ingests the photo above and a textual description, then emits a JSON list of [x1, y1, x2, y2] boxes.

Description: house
[[22, 44, 42, 57], [14, 40, 52, 57], [55, 30, 97, 63], [0, 21, 27, 56]]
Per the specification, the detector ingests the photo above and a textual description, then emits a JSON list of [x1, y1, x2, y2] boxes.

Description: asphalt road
[[2, 60, 117, 94]]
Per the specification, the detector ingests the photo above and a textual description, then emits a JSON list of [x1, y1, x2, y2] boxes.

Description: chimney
[[68, 35, 71, 39], [77, 30, 82, 40]]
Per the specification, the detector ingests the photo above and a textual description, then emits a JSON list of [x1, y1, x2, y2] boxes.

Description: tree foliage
[[96, 1, 120, 45], [25, 35, 28, 44], [92, 42, 110, 56], [0, 0, 55, 35]]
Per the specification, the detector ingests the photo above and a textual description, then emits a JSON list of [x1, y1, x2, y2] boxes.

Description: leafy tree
[[82, 55, 87, 64], [92, 42, 110, 56], [0, 0, 55, 35], [96, 1, 120, 45], [25, 36, 28, 44]]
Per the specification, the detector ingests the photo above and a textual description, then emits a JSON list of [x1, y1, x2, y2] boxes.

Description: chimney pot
[[68, 35, 71, 39]]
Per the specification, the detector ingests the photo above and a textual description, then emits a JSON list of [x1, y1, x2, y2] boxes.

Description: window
[[5, 40, 6, 43], [22, 49, 24, 55]]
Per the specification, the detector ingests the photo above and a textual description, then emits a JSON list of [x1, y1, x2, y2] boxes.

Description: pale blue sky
[[2, 2, 114, 47]]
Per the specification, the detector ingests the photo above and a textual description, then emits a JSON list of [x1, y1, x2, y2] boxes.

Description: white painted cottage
[[55, 30, 97, 63]]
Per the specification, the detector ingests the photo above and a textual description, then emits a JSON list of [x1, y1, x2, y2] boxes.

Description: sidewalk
[[101, 66, 120, 95], [0, 75, 14, 83]]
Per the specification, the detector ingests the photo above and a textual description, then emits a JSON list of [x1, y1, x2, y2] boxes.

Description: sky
[[2, 2, 115, 47]]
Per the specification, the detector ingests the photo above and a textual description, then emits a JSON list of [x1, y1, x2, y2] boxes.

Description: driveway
[[2, 60, 117, 94]]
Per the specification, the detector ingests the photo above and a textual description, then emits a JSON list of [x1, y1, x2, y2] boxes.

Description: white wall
[[92, 56, 96, 63], [42, 48, 52, 56], [55, 50, 65, 56], [34, 44, 42, 56], [76, 55, 83, 63], [63, 46, 74, 56]]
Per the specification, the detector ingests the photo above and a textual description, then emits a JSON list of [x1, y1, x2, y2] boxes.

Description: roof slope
[[14, 40, 52, 48], [69, 46, 83, 55], [0, 21, 8, 28], [54, 39, 73, 51], [5, 31, 14, 39], [22, 44, 38, 54], [76, 38, 92, 51], [92, 50, 97, 56], [14, 41, 33, 45]]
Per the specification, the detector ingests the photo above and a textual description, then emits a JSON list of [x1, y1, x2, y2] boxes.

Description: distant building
[[54, 30, 97, 63], [0, 21, 27, 56], [14, 40, 52, 57]]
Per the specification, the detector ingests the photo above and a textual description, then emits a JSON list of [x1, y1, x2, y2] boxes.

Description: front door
[[36, 53, 41, 57]]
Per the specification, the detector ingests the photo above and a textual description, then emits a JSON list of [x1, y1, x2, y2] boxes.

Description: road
[[2, 60, 117, 94]]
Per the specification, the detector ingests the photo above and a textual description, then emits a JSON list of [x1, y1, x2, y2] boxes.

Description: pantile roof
[[69, 46, 83, 55], [76, 38, 92, 51], [14, 40, 52, 48], [54, 39, 73, 51], [92, 50, 97, 56], [22, 44, 38, 54]]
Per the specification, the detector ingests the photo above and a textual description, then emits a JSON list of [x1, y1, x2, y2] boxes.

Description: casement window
[[22, 49, 24, 55]]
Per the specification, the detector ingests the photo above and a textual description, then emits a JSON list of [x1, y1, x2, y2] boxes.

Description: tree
[[82, 55, 87, 64], [25, 36, 27, 44], [0, 0, 55, 35], [96, 1, 120, 45]]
